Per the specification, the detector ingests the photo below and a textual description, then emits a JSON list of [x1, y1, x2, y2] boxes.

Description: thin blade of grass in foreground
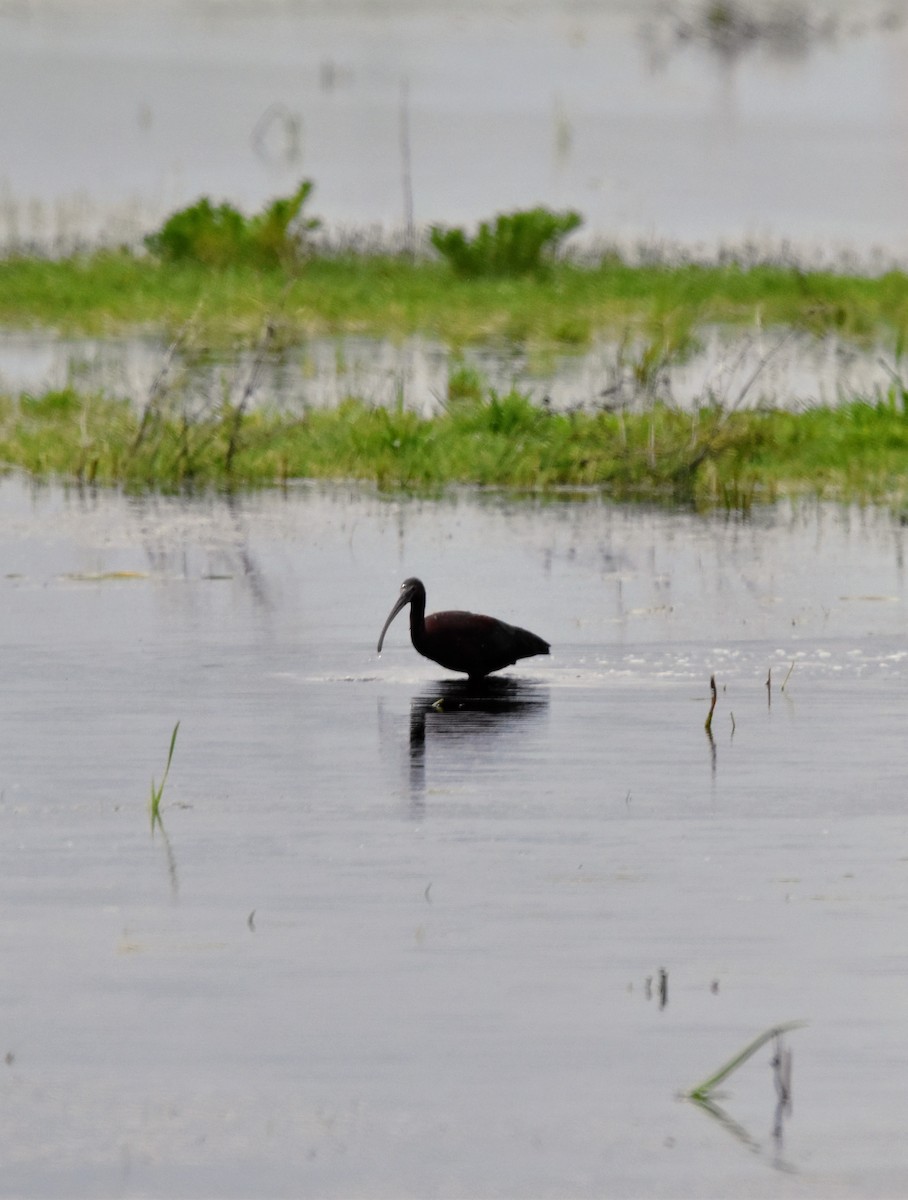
[[149, 720, 180, 834], [685, 1020, 807, 1102], [704, 673, 717, 732]]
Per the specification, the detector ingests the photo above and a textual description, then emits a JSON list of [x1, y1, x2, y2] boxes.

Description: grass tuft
[[429, 207, 582, 277], [144, 181, 320, 269]]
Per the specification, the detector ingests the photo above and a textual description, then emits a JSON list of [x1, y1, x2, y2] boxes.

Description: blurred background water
[[1, 0, 907, 264]]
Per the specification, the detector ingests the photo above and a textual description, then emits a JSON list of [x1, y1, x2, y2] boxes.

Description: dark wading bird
[[377, 577, 550, 681]]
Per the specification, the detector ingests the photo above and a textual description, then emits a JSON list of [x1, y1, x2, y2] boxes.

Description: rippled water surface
[[1, 476, 907, 1196]]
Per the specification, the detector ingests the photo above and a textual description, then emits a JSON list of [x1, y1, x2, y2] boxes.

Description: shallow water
[[1, 0, 908, 261], [0, 324, 896, 415], [1, 476, 907, 1196]]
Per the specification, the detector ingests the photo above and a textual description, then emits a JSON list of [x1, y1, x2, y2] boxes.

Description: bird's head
[[377, 577, 426, 653]]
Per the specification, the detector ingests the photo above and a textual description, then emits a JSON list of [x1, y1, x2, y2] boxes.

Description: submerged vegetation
[[2, 183, 908, 506], [5, 382, 908, 509]]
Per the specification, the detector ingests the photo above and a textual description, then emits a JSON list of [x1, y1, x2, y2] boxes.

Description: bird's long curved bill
[[377, 593, 409, 653]]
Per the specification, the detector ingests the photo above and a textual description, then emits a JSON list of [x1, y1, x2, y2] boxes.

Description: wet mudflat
[[1, 476, 907, 1197]]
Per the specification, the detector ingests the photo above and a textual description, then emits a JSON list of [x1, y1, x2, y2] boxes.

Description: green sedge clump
[[144, 180, 320, 269], [430, 207, 582, 277]]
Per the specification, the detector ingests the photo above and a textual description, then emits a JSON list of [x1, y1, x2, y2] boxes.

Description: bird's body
[[377, 577, 550, 680]]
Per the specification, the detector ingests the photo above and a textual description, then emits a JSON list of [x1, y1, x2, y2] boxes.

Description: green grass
[[149, 720, 180, 834], [429, 207, 583, 277], [5, 199, 908, 508], [145, 179, 319, 269], [6, 383, 908, 509], [685, 1021, 806, 1103], [2, 251, 907, 347]]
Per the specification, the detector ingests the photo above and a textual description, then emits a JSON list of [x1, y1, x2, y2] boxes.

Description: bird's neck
[[409, 593, 428, 650]]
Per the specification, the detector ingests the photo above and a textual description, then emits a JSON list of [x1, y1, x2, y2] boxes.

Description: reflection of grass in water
[[685, 1022, 803, 1170]]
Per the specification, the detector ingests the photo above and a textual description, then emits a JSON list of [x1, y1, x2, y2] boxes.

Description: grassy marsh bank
[[2, 252, 908, 346], [4, 190, 908, 507], [4, 385, 908, 509]]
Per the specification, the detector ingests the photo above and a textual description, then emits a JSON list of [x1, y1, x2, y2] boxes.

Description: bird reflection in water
[[407, 676, 549, 813]]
